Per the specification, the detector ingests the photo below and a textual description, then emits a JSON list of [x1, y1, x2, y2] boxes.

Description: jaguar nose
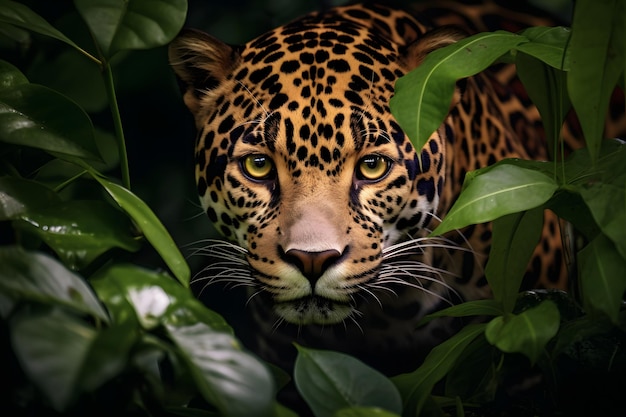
[[284, 248, 342, 286]]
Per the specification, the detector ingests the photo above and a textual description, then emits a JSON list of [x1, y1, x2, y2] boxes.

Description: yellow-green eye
[[242, 154, 275, 180], [357, 155, 391, 181]]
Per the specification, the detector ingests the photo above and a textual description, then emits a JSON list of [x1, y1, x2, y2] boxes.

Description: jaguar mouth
[[273, 295, 353, 325]]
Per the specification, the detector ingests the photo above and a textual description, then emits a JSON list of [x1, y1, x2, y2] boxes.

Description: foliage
[[0, 0, 625, 417]]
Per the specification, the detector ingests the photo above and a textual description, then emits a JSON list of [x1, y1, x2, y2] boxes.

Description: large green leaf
[[0, 62, 99, 160], [11, 307, 98, 411], [516, 26, 571, 70], [294, 346, 402, 417], [166, 322, 274, 417], [392, 323, 486, 416], [13, 200, 141, 270], [0, 1, 87, 56], [391, 31, 525, 150], [485, 208, 544, 314], [0, 246, 109, 321], [91, 175, 190, 286], [567, 0, 625, 162], [74, 0, 187, 58], [578, 234, 626, 323], [91, 264, 230, 333], [0, 176, 61, 221], [431, 162, 558, 236], [485, 300, 560, 364]]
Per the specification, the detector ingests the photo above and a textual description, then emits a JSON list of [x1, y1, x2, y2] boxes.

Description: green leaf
[[13, 200, 141, 270], [0, 72, 100, 160], [485, 300, 560, 364], [91, 263, 230, 333], [0, 176, 61, 221], [0, 59, 28, 89], [91, 175, 190, 286], [11, 307, 97, 411], [74, 0, 188, 58], [166, 322, 274, 417], [392, 323, 486, 416], [391, 31, 525, 151], [0, 1, 89, 58], [334, 407, 401, 417], [485, 208, 544, 314], [0, 246, 109, 321], [516, 53, 570, 160], [578, 234, 626, 323], [294, 346, 402, 417], [418, 299, 503, 326], [567, 0, 625, 162], [431, 162, 558, 236], [516, 26, 571, 70]]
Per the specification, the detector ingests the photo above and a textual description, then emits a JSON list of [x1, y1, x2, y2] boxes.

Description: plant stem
[[103, 61, 131, 190]]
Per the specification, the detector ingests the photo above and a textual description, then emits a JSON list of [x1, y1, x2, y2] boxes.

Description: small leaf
[[0, 246, 109, 321], [516, 26, 571, 70], [485, 208, 544, 313], [13, 200, 141, 270], [578, 234, 626, 323], [392, 324, 486, 416], [166, 322, 274, 417], [0, 78, 99, 160], [391, 31, 525, 151], [0, 59, 28, 89], [74, 0, 187, 58], [418, 299, 503, 326], [567, 0, 625, 162], [294, 346, 402, 417], [91, 175, 190, 286], [485, 300, 560, 364], [0, 176, 61, 221], [11, 308, 97, 411], [431, 163, 557, 236]]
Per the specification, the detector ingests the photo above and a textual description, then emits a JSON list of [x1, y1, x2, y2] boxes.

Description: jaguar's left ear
[[402, 26, 467, 107], [169, 29, 242, 115]]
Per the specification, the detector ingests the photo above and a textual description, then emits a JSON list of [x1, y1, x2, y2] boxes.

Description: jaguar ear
[[168, 29, 241, 114], [403, 26, 467, 107]]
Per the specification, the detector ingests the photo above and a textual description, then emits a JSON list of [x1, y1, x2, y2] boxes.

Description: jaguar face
[[170, 4, 457, 325]]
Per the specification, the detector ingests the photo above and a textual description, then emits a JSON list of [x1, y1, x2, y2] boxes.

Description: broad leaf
[[0, 1, 86, 56], [0, 176, 61, 221], [485, 208, 544, 314], [391, 31, 525, 151], [516, 26, 571, 70], [0, 65, 99, 160], [92, 175, 191, 286], [13, 200, 141, 270], [485, 300, 560, 364], [578, 234, 626, 323], [392, 323, 486, 416], [294, 346, 402, 417], [431, 162, 557, 236], [74, 0, 187, 58], [166, 323, 274, 417], [567, 0, 625, 162], [91, 264, 230, 333], [11, 308, 97, 411], [0, 59, 27, 88], [0, 246, 108, 321]]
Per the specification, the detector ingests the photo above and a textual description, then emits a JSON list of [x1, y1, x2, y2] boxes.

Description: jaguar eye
[[356, 155, 391, 181], [241, 154, 275, 180]]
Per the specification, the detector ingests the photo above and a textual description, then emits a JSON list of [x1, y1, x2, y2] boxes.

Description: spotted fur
[[168, 2, 616, 374]]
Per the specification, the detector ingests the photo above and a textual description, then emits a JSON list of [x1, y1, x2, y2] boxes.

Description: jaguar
[[168, 1, 621, 375]]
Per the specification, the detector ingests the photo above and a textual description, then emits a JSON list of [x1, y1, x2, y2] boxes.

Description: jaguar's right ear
[[168, 29, 242, 114]]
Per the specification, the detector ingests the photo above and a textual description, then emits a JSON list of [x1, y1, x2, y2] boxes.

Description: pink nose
[[284, 248, 342, 285]]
